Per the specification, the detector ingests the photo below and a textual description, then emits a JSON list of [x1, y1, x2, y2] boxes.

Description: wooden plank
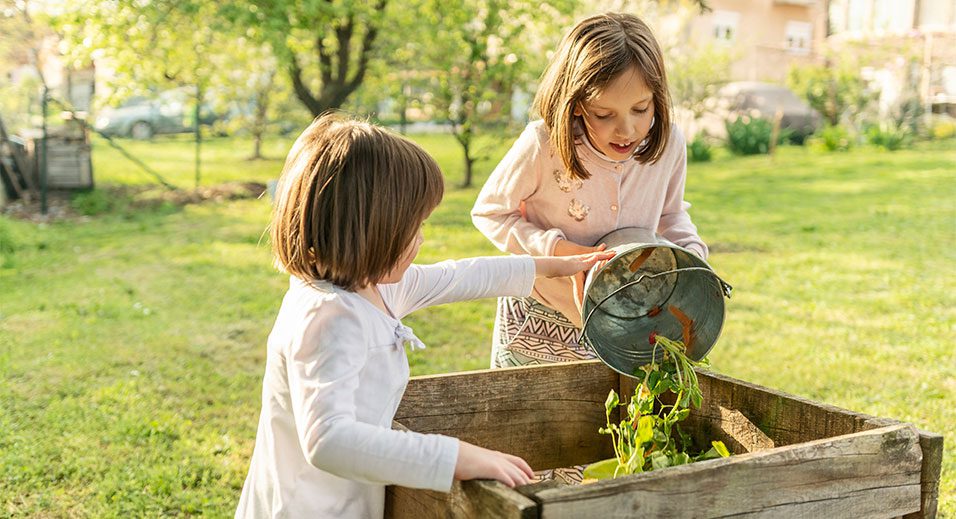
[[903, 430, 944, 519], [385, 478, 536, 519], [533, 424, 923, 518], [386, 420, 537, 518], [0, 114, 36, 193], [689, 370, 942, 517], [687, 369, 895, 447], [716, 405, 775, 453], [395, 361, 619, 470]]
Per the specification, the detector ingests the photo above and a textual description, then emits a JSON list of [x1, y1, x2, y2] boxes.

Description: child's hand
[[552, 239, 606, 257], [454, 441, 534, 488], [543, 240, 615, 313], [533, 249, 615, 279]]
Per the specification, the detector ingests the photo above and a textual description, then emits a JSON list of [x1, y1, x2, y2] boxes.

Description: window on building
[[785, 21, 812, 54], [712, 10, 740, 43]]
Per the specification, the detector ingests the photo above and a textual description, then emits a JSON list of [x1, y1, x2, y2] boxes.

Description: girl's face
[[379, 225, 424, 284], [575, 66, 655, 160]]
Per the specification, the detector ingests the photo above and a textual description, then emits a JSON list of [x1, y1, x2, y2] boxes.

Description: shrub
[[687, 133, 713, 162], [725, 116, 772, 155], [814, 124, 852, 152], [0, 220, 18, 269], [787, 60, 876, 126], [929, 119, 956, 140], [72, 189, 116, 216], [866, 122, 912, 151]]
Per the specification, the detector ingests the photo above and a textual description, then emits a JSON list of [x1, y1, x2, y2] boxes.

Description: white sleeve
[[471, 124, 567, 256], [656, 130, 708, 259], [384, 256, 535, 317], [288, 303, 459, 491]]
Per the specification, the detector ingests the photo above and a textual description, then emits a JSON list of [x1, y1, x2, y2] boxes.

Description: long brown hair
[[270, 113, 444, 290], [533, 12, 672, 180]]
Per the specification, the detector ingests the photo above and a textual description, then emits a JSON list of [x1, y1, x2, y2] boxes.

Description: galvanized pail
[[580, 227, 733, 377]]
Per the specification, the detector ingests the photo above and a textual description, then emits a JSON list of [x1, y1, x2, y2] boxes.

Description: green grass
[[1, 134, 954, 516]]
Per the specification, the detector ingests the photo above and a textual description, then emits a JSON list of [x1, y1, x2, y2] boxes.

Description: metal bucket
[[580, 227, 733, 377]]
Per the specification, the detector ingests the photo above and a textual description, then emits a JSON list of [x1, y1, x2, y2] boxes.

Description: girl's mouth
[[609, 141, 635, 154]]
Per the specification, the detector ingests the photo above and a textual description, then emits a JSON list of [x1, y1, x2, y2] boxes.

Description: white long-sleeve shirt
[[471, 120, 707, 327], [236, 256, 535, 518]]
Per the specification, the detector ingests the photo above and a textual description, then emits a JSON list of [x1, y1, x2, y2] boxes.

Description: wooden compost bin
[[385, 360, 942, 518]]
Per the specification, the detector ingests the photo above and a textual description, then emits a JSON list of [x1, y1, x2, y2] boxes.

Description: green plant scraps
[[583, 335, 730, 480]]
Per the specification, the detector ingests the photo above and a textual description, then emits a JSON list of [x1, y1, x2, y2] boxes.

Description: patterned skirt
[[491, 296, 595, 368], [491, 296, 595, 484]]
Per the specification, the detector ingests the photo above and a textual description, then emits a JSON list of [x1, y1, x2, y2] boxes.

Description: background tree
[[787, 57, 873, 128], [0, 0, 51, 133], [207, 40, 306, 160], [220, 0, 389, 118], [416, 0, 574, 188]]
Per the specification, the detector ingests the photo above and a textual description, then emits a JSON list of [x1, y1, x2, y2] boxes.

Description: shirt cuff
[[542, 228, 567, 256], [514, 255, 536, 298], [686, 243, 707, 260], [432, 436, 460, 492]]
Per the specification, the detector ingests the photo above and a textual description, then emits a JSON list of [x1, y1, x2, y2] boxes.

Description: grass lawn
[[1, 133, 953, 516]]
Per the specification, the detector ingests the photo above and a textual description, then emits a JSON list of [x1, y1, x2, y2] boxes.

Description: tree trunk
[[253, 132, 263, 161], [250, 75, 273, 161], [459, 134, 474, 188], [194, 84, 203, 188], [399, 87, 408, 135], [287, 1, 386, 117], [463, 154, 474, 189]]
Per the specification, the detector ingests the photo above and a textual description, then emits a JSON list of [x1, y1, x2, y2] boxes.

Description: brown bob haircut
[[270, 113, 444, 290], [532, 12, 672, 180]]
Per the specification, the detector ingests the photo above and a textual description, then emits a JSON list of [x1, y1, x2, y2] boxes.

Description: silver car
[[699, 82, 823, 144], [93, 88, 217, 139]]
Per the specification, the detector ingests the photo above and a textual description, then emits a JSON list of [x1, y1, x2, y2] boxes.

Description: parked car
[[698, 82, 823, 144], [93, 88, 219, 139]]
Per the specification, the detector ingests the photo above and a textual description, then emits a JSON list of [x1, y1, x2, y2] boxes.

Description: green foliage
[[71, 190, 118, 216], [0, 219, 18, 269], [668, 43, 734, 119], [787, 59, 875, 127], [725, 116, 773, 155], [866, 121, 912, 151], [217, 0, 389, 117], [687, 133, 713, 162], [414, 0, 575, 186], [583, 336, 728, 480], [812, 124, 853, 152], [928, 118, 956, 140]]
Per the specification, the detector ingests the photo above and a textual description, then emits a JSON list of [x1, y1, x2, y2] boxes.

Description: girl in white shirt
[[472, 13, 709, 369], [236, 113, 613, 518]]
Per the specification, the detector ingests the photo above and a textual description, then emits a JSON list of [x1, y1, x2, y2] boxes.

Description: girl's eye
[[595, 113, 612, 120], [634, 107, 650, 114]]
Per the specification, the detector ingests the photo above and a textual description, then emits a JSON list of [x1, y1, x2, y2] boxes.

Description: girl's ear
[[572, 104, 583, 117]]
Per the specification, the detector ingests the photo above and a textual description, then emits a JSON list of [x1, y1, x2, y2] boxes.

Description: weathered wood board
[[385, 361, 942, 519]]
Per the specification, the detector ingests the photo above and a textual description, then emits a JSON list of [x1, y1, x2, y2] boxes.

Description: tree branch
[[289, 52, 321, 115], [318, 35, 333, 86], [335, 15, 354, 83]]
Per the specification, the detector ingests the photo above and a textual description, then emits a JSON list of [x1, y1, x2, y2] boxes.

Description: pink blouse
[[472, 120, 707, 327]]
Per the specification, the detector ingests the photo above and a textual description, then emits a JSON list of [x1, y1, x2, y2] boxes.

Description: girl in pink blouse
[[472, 12, 708, 370]]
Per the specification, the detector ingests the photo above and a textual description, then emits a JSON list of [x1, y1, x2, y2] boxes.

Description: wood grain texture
[[385, 480, 536, 519], [394, 361, 620, 470], [530, 424, 923, 519], [384, 363, 940, 518]]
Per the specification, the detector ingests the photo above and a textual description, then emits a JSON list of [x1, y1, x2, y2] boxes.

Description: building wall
[[830, 0, 956, 35], [684, 0, 827, 82]]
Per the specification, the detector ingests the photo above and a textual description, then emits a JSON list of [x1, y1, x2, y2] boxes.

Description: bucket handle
[[581, 267, 733, 342]]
